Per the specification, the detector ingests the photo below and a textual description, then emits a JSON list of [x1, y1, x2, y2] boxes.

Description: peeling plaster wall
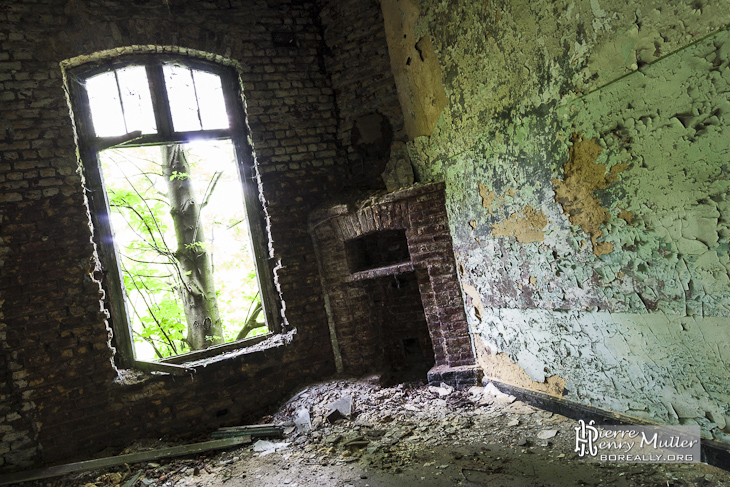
[[391, 0, 730, 440]]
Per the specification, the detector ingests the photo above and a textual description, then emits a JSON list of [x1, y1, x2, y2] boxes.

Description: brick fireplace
[[309, 182, 479, 387]]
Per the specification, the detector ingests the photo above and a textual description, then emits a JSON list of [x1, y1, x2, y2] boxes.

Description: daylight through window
[[69, 57, 276, 368]]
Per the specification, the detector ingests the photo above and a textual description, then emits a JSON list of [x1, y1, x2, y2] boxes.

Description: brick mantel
[[309, 183, 479, 387]]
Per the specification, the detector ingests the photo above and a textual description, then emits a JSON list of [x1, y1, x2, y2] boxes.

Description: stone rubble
[[21, 377, 730, 487]]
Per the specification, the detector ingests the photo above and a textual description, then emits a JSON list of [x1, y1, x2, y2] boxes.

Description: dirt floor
[[18, 377, 730, 487]]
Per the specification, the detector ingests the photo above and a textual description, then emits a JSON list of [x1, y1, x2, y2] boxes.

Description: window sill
[[159, 332, 273, 365], [130, 330, 295, 376]]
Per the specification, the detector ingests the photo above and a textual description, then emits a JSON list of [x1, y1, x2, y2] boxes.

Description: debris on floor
[[15, 376, 730, 487]]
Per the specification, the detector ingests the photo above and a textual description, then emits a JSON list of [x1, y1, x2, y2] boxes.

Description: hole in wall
[[345, 229, 410, 273], [350, 112, 393, 189]]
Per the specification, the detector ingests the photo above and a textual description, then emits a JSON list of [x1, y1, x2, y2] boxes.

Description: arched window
[[66, 55, 279, 371]]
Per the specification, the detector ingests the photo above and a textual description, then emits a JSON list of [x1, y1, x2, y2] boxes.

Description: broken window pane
[[116, 66, 157, 135], [163, 65, 202, 132], [86, 72, 126, 137]]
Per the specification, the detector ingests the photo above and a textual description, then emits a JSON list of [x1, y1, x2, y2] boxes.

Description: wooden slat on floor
[[0, 435, 251, 486]]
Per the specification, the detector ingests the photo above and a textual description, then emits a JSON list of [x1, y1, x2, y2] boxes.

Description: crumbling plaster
[[387, 0, 730, 440]]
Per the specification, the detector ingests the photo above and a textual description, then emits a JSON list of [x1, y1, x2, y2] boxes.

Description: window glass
[[163, 65, 230, 132], [193, 70, 229, 130], [86, 72, 126, 137], [163, 65, 202, 132], [116, 66, 157, 135], [86, 68, 157, 137]]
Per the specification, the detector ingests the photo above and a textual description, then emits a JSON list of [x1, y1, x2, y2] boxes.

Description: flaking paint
[[384, 0, 730, 440]]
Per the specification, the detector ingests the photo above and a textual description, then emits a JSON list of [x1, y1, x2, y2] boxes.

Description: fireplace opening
[[402, 337, 421, 357], [345, 229, 409, 273], [365, 271, 435, 384]]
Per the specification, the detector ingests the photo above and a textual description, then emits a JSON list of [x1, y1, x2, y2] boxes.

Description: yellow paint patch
[[491, 205, 547, 243], [618, 208, 635, 224], [478, 182, 497, 214], [529, 276, 537, 286], [552, 133, 627, 256], [469, 220, 477, 229], [381, 0, 449, 139], [473, 335, 566, 398]]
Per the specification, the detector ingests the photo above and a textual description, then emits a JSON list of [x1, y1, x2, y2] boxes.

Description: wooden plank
[[211, 424, 283, 439], [0, 436, 251, 486], [211, 431, 280, 439], [158, 333, 271, 365], [217, 423, 277, 431]]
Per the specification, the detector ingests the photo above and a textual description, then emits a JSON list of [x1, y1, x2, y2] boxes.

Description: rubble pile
[[271, 377, 576, 473], [20, 377, 730, 487]]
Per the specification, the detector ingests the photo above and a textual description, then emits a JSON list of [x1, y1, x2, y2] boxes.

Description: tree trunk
[[162, 144, 223, 351]]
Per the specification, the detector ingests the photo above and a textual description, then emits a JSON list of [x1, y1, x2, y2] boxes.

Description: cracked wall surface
[[387, 0, 730, 441]]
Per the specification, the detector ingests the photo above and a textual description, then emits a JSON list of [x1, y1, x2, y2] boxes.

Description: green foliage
[[184, 241, 207, 253], [100, 142, 265, 361], [169, 171, 190, 181], [134, 295, 188, 357], [111, 183, 191, 358]]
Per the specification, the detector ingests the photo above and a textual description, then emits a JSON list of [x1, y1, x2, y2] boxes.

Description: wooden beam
[[211, 424, 283, 439], [0, 436, 251, 486]]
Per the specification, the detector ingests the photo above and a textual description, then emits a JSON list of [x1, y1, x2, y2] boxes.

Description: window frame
[[67, 55, 281, 371]]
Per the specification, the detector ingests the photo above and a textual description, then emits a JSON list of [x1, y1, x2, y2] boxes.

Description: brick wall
[[308, 183, 476, 383], [0, 0, 348, 470], [317, 0, 406, 189]]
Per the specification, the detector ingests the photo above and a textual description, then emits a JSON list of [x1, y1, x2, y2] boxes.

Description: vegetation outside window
[[68, 56, 279, 371]]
